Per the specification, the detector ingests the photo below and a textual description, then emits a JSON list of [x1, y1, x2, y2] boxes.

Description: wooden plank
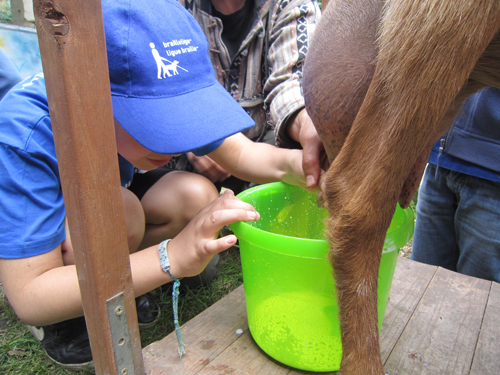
[[32, 1, 143, 374], [384, 267, 491, 375], [381, 258, 437, 362], [143, 286, 249, 374], [143, 284, 337, 375], [470, 281, 500, 375], [288, 370, 335, 375], [143, 258, 439, 375], [145, 260, 497, 374], [291, 258, 437, 375], [198, 332, 291, 375]]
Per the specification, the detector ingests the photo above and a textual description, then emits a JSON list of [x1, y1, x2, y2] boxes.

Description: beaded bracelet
[[158, 239, 186, 357]]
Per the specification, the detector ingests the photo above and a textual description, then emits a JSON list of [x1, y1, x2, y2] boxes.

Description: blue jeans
[[411, 164, 500, 282]]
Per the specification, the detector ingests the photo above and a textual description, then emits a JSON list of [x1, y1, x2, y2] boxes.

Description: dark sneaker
[[27, 295, 159, 368], [181, 253, 219, 290], [27, 316, 93, 370], [136, 293, 160, 328]]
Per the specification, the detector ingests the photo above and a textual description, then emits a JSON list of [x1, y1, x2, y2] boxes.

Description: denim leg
[[453, 174, 500, 282], [411, 165, 460, 270]]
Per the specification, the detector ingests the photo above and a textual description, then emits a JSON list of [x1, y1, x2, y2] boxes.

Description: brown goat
[[303, 0, 500, 374]]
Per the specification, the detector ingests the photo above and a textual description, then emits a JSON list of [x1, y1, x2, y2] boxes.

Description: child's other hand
[[187, 153, 231, 183], [166, 189, 259, 278]]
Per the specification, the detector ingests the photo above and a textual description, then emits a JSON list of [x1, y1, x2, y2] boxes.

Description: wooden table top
[[142, 257, 500, 374]]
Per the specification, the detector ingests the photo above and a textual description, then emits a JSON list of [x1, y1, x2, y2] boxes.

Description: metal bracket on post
[[107, 293, 135, 375]]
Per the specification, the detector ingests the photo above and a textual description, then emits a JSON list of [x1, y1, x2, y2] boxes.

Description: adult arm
[[265, 0, 325, 186]]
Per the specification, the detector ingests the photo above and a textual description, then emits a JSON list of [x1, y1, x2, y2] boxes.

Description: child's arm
[[0, 190, 259, 326], [208, 133, 321, 192]]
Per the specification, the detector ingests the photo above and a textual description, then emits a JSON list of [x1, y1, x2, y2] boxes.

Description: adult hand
[[286, 108, 328, 188], [166, 189, 259, 278], [187, 153, 231, 183]]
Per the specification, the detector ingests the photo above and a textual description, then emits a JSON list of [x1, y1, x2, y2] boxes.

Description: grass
[[0, 245, 243, 374]]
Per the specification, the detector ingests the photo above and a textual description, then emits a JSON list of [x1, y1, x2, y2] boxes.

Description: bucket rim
[[229, 182, 414, 258]]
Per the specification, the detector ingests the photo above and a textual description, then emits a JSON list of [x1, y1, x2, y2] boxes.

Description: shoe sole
[[48, 356, 94, 371]]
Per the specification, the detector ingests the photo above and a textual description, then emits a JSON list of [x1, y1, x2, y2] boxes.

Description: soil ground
[[399, 239, 413, 259]]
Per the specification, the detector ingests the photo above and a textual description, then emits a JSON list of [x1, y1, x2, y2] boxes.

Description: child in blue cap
[[0, 0, 319, 369]]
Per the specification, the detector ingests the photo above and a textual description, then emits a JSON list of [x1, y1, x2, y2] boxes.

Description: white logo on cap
[[150, 43, 188, 79]]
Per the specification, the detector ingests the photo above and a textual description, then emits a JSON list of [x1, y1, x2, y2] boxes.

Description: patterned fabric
[[180, 0, 321, 147]]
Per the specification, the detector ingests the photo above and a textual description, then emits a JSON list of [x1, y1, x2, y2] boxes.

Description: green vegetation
[[0, 0, 12, 24], [0, 246, 243, 374]]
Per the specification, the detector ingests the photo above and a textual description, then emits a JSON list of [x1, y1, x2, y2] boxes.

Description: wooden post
[[32, 1, 144, 374], [10, 0, 24, 25]]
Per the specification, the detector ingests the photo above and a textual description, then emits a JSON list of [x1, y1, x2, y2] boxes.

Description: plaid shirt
[[180, 0, 321, 147]]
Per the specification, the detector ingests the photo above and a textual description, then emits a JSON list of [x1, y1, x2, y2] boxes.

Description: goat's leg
[[324, 150, 399, 375], [309, 1, 500, 374]]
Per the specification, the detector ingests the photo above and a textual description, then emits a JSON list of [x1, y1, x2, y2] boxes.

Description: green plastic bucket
[[230, 182, 414, 372]]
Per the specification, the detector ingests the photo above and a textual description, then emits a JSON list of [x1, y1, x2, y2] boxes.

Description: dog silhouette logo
[[150, 43, 188, 79]]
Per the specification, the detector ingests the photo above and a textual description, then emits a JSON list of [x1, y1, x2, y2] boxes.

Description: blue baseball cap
[[102, 0, 254, 155]]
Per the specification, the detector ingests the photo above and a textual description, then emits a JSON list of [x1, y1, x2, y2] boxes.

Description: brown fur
[[303, 0, 500, 374]]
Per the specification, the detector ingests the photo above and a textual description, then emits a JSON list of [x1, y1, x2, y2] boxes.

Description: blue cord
[[158, 240, 186, 357]]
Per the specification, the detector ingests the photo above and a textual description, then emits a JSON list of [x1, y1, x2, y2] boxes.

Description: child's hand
[[165, 189, 260, 278], [187, 153, 231, 183]]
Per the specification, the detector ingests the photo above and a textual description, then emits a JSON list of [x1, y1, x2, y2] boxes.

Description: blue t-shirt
[[0, 74, 67, 258], [0, 75, 142, 259], [0, 73, 224, 259]]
